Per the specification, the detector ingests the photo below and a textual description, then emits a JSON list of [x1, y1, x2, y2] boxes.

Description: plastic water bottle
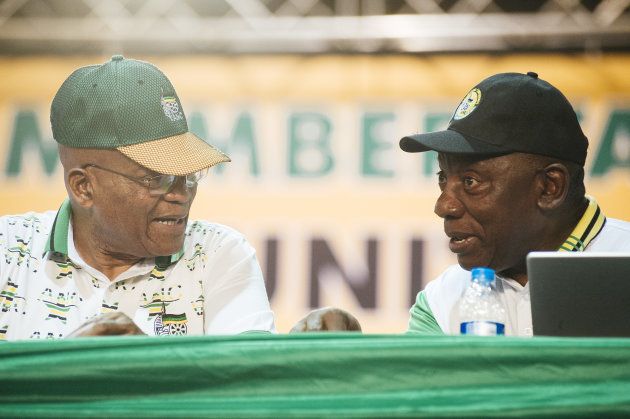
[[459, 267, 506, 336]]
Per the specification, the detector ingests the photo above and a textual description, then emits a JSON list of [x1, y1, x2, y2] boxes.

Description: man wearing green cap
[[0, 56, 275, 340], [399, 71, 630, 336]]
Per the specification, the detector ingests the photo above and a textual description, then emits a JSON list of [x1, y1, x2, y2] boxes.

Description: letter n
[[309, 238, 377, 308]]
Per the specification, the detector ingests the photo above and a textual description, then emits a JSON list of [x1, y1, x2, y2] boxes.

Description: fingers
[[290, 307, 362, 333], [67, 312, 146, 338], [321, 308, 362, 331]]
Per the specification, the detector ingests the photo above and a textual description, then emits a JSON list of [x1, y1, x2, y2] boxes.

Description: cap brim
[[117, 132, 230, 175], [400, 128, 509, 155]]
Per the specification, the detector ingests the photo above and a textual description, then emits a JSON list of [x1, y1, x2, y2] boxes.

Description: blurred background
[[0, 0, 629, 332]]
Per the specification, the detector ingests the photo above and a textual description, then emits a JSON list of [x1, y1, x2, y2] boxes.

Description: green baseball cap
[[50, 55, 230, 175]]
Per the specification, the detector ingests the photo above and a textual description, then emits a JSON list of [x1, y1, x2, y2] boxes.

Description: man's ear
[[67, 168, 94, 208], [537, 163, 570, 211]]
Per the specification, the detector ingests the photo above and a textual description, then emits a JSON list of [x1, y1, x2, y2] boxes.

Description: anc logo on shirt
[[154, 304, 188, 336], [158, 313, 188, 335], [453, 88, 482, 120]]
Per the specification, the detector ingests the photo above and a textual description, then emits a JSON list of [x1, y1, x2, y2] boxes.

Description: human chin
[[145, 236, 185, 257], [145, 223, 187, 256], [455, 250, 492, 271]]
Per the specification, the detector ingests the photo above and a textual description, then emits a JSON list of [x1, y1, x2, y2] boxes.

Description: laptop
[[527, 252, 630, 338]]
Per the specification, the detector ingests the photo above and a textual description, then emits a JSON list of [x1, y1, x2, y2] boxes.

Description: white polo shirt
[[0, 200, 275, 340], [408, 197, 630, 336]]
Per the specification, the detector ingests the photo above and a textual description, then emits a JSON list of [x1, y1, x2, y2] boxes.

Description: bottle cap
[[471, 267, 495, 284]]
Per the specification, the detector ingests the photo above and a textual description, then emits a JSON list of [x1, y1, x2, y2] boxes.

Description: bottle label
[[460, 321, 505, 336]]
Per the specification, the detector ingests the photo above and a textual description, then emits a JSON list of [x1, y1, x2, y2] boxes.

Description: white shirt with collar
[[409, 197, 630, 336], [0, 200, 275, 340]]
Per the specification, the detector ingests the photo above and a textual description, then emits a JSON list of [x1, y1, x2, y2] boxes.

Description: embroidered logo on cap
[[160, 94, 184, 122], [453, 88, 481, 120]]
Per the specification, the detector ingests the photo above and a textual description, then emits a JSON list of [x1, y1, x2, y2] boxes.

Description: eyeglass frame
[[82, 163, 208, 196]]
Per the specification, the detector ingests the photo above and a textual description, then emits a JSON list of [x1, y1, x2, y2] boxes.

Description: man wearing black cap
[[400, 72, 630, 335], [0, 56, 275, 340]]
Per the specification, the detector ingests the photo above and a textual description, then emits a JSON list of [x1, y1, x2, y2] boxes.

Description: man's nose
[[434, 188, 464, 219], [163, 177, 194, 203]]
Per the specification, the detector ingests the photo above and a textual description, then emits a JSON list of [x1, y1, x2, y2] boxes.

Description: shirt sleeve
[[202, 228, 276, 334], [407, 290, 444, 335]]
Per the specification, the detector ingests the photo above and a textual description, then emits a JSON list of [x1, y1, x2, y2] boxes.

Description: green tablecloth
[[1, 334, 629, 417]]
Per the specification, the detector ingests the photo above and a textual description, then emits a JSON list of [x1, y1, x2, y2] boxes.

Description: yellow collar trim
[[558, 195, 606, 252]]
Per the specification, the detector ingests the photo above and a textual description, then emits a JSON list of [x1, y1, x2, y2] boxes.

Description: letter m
[[5, 110, 58, 177]]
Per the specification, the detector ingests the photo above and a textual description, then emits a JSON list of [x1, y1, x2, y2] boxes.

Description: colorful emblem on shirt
[[29, 330, 63, 339], [39, 288, 79, 324], [9, 215, 43, 233], [192, 287, 204, 317], [55, 260, 73, 281], [185, 244, 207, 271], [140, 286, 182, 320], [160, 94, 184, 122], [187, 221, 211, 236], [100, 301, 119, 314], [0, 280, 26, 314], [115, 280, 135, 291], [154, 308, 188, 336], [453, 88, 482, 120], [149, 265, 167, 281], [50, 253, 80, 282], [0, 324, 8, 340], [6, 238, 38, 271]]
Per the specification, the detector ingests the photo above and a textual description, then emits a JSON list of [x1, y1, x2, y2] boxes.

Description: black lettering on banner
[[264, 237, 278, 299], [309, 238, 377, 309], [410, 239, 425, 306]]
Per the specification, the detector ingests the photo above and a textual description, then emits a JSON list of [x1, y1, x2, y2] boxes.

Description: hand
[[67, 312, 146, 338], [290, 307, 362, 333]]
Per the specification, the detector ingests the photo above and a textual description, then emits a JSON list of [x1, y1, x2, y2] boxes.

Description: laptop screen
[[527, 252, 630, 338]]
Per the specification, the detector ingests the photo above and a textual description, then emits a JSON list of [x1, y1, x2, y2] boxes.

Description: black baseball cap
[[399, 72, 588, 166]]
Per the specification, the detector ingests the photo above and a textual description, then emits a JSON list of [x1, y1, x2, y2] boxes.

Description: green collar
[[558, 195, 606, 252], [44, 199, 185, 268]]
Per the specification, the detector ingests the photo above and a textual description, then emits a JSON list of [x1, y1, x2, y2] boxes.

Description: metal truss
[[0, 0, 628, 53]]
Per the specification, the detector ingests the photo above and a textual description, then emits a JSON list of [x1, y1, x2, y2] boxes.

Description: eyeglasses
[[83, 164, 208, 196]]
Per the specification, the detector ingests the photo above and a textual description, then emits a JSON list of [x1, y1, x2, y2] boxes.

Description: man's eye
[[437, 171, 446, 184], [145, 175, 166, 187], [463, 176, 478, 187]]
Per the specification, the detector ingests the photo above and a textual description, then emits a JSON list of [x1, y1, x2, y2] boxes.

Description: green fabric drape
[[1, 334, 629, 417]]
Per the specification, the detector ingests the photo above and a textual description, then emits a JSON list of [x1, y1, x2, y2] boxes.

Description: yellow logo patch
[[453, 88, 482, 120]]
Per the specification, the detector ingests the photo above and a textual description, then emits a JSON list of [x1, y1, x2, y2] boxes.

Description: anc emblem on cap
[[453, 88, 481, 120], [160, 94, 184, 122]]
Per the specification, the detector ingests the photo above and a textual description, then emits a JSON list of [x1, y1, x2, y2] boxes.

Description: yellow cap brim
[[117, 132, 230, 175]]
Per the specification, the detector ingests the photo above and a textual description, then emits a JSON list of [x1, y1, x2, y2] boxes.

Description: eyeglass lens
[[148, 169, 209, 195]]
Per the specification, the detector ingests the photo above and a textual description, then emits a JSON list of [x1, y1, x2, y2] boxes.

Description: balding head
[[59, 143, 197, 264], [58, 144, 122, 174], [59, 144, 139, 210]]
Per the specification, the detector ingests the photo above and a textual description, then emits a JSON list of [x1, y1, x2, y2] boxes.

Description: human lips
[[153, 215, 187, 228], [445, 229, 478, 253]]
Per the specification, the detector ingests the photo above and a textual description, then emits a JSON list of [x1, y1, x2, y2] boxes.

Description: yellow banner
[[1, 54, 629, 332]]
